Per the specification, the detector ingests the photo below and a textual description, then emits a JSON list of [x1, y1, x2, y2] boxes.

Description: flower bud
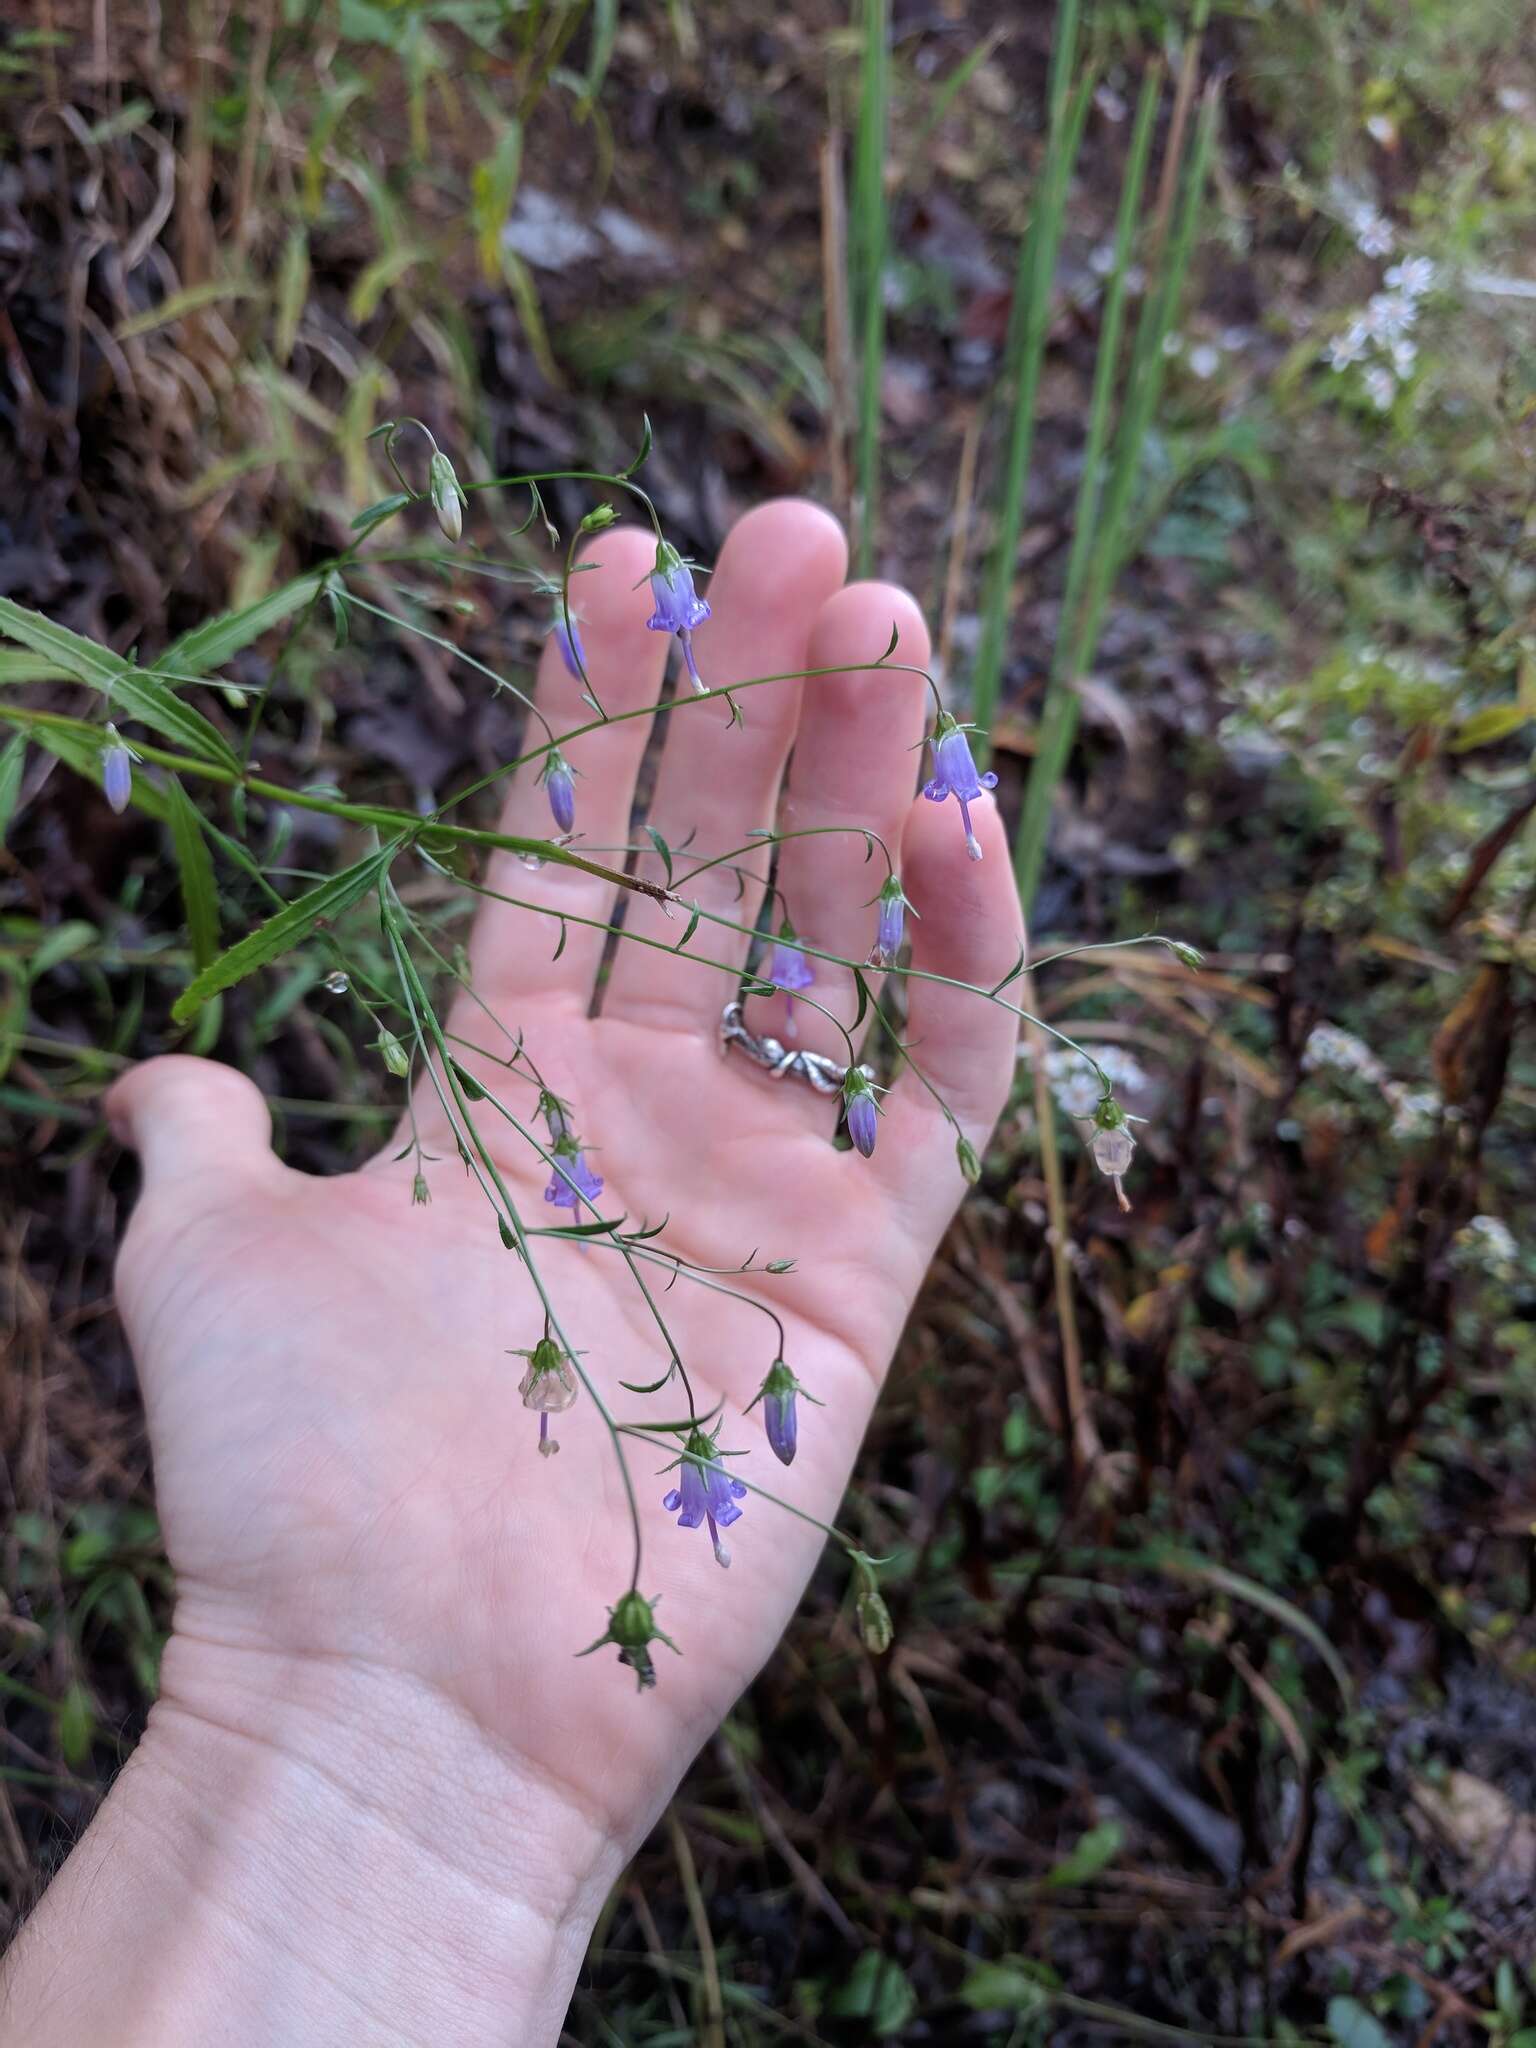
[[646, 538, 711, 691], [580, 503, 619, 532], [843, 1070, 880, 1159], [956, 1134, 981, 1184], [851, 1551, 894, 1655], [378, 1029, 410, 1078], [578, 1588, 680, 1692], [751, 1359, 802, 1467], [411, 1173, 432, 1206], [540, 748, 576, 834], [101, 724, 133, 814], [428, 448, 465, 543], [869, 875, 912, 968]]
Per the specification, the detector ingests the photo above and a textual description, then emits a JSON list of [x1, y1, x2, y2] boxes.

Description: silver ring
[[718, 1000, 873, 1098]]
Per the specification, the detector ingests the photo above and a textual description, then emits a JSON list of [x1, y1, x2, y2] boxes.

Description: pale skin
[[0, 500, 1021, 2046]]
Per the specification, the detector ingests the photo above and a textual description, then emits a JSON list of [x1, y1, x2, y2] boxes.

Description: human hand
[[15, 501, 1021, 2046]]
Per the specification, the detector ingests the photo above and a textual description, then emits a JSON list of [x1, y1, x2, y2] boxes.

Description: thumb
[[106, 1055, 281, 1194]]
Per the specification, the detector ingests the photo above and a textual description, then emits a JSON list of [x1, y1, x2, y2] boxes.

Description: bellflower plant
[[662, 1427, 748, 1568], [646, 538, 711, 691], [923, 711, 999, 861], [3, 412, 1204, 1710]]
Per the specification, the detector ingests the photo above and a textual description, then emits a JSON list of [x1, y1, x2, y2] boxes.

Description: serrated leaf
[[170, 839, 402, 1022], [0, 597, 240, 769], [165, 777, 220, 970], [154, 573, 325, 679]]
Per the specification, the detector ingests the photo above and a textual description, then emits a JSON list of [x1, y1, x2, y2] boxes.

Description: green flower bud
[[956, 1134, 981, 1184], [580, 503, 620, 532], [429, 448, 465, 543], [378, 1029, 409, 1078], [578, 1588, 681, 1692]]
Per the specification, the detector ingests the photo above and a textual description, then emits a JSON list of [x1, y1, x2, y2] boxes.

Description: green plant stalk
[[969, 0, 1087, 756], [850, 0, 889, 578], [1013, 81, 1220, 908]]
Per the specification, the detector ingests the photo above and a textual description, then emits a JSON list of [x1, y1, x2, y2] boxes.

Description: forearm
[[1, 1638, 621, 2047]]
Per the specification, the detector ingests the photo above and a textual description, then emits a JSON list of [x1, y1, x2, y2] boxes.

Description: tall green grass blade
[[1013, 80, 1220, 908], [850, 0, 889, 577], [165, 777, 221, 971], [970, 0, 1087, 754]]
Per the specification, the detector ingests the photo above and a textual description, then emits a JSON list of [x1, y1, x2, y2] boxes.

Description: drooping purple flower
[[661, 1428, 747, 1568], [869, 874, 912, 968], [922, 712, 998, 862], [552, 614, 587, 680], [541, 748, 576, 834], [767, 924, 815, 1033], [844, 1071, 880, 1158], [751, 1359, 801, 1467], [646, 539, 711, 692], [544, 1134, 603, 1209], [102, 725, 133, 814]]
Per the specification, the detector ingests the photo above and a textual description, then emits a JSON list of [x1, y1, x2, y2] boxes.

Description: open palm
[[109, 501, 1020, 1887]]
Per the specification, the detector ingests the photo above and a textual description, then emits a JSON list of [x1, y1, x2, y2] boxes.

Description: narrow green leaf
[[0, 733, 26, 843], [154, 572, 325, 679], [1451, 701, 1532, 751], [165, 777, 221, 970], [0, 597, 239, 769], [114, 279, 259, 339], [351, 491, 412, 532], [170, 840, 402, 1022], [645, 825, 674, 884], [274, 223, 309, 366]]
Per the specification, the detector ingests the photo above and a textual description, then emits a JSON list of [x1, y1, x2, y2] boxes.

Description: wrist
[[5, 1631, 623, 2048]]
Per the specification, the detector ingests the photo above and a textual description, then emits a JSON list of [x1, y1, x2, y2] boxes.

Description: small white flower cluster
[[1329, 178, 1396, 258], [1301, 1022, 1385, 1084], [1325, 254, 1436, 410], [1301, 1022, 1442, 1142], [1453, 1213, 1520, 1282], [1035, 1045, 1151, 1121]]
